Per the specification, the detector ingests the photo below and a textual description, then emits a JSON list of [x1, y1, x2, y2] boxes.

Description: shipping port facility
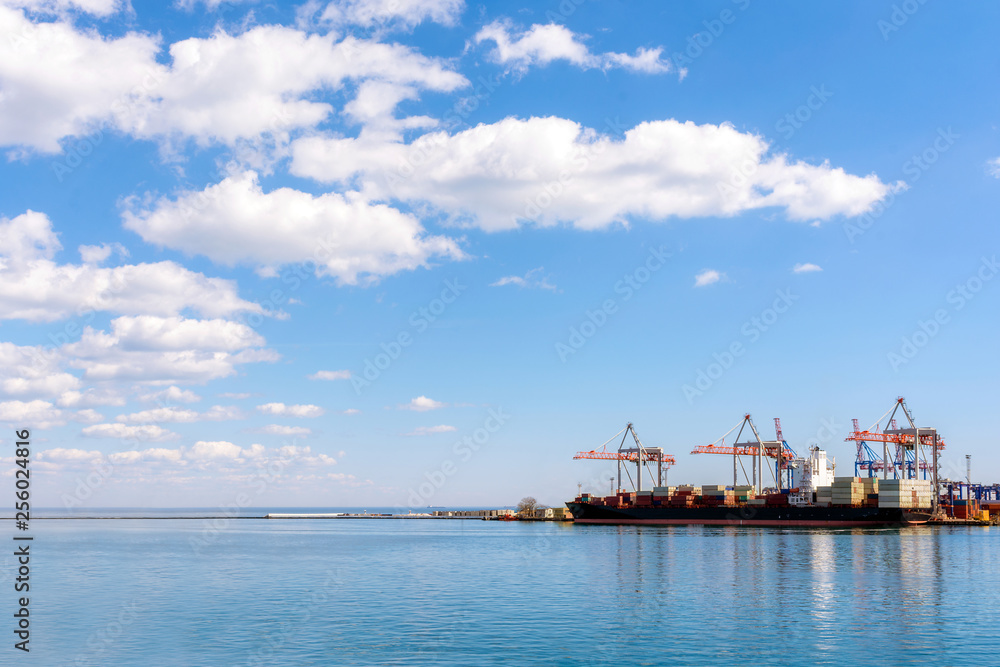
[[567, 397, 1000, 527]]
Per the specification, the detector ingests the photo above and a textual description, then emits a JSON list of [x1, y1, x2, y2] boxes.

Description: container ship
[[566, 481, 935, 527], [566, 413, 938, 527]]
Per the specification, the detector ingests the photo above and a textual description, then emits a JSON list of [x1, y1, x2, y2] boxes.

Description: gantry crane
[[845, 397, 945, 480], [574, 423, 675, 493], [690, 414, 795, 494], [845, 397, 944, 513]]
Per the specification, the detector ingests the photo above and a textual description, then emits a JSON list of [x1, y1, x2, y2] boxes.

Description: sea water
[[13, 514, 999, 665]]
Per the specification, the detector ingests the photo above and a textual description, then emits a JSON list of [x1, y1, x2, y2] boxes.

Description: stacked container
[[669, 487, 696, 508], [815, 486, 833, 505], [831, 477, 865, 507], [701, 485, 735, 506], [877, 479, 933, 509], [734, 485, 754, 504]]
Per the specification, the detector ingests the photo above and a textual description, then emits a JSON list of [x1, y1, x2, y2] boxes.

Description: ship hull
[[566, 502, 931, 527]]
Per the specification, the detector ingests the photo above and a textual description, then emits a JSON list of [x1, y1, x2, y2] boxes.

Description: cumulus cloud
[[81, 423, 179, 441], [793, 263, 822, 273], [0, 399, 66, 428], [0, 211, 263, 322], [57, 388, 126, 408], [317, 0, 464, 29], [291, 117, 898, 232], [187, 440, 248, 460], [108, 446, 184, 464], [406, 424, 456, 436], [136, 386, 202, 404], [474, 21, 671, 74], [256, 402, 325, 418], [0, 10, 466, 152], [61, 315, 277, 384], [115, 405, 242, 424], [2, 0, 122, 16], [988, 157, 1000, 178], [490, 267, 556, 291], [123, 171, 465, 285], [0, 341, 80, 398], [309, 370, 351, 381], [259, 424, 312, 436], [78, 242, 128, 265], [400, 396, 446, 411], [36, 447, 104, 462], [694, 269, 722, 287]]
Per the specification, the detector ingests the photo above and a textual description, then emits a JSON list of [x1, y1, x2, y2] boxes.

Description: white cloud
[[256, 402, 325, 418], [988, 157, 1000, 178], [340, 408, 361, 415], [694, 269, 722, 287], [73, 408, 104, 424], [123, 171, 465, 285], [793, 263, 823, 273], [1, 0, 121, 16], [218, 392, 252, 399], [137, 386, 202, 404], [115, 405, 242, 424], [0, 211, 263, 322], [108, 446, 184, 463], [0, 10, 467, 152], [0, 399, 66, 428], [291, 117, 898, 232], [318, 0, 464, 29], [107, 315, 264, 351], [474, 21, 671, 74], [78, 242, 127, 265], [309, 370, 351, 381], [187, 440, 246, 460], [400, 396, 446, 411], [0, 6, 162, 152], [36, 447, 104, 462], [61, 315, 277, 384], [490, 267, 556, 291], [57, 387, 126, 408], [35, 442, 338, 476], [0, 341, 80, 398], [260, 424, 312, 436], [81, 423, 179, 441], [406, 424, 456, 436], [174, 0, 254, 11]]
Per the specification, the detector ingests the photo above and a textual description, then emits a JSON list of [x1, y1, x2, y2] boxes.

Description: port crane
[[691, 415, 795, 495], [846, 397, 945, 480], [574, 423, 675, 493], [845, 397, 944, 513]]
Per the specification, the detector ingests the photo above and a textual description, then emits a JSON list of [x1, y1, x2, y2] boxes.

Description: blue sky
[[1, 0, 997, 508]]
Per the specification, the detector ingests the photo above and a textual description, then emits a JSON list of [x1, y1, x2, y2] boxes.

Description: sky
[[1, 0, 998, 509]]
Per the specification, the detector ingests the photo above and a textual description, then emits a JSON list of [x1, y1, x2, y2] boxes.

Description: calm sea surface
[[14, 510, 999, 665]]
